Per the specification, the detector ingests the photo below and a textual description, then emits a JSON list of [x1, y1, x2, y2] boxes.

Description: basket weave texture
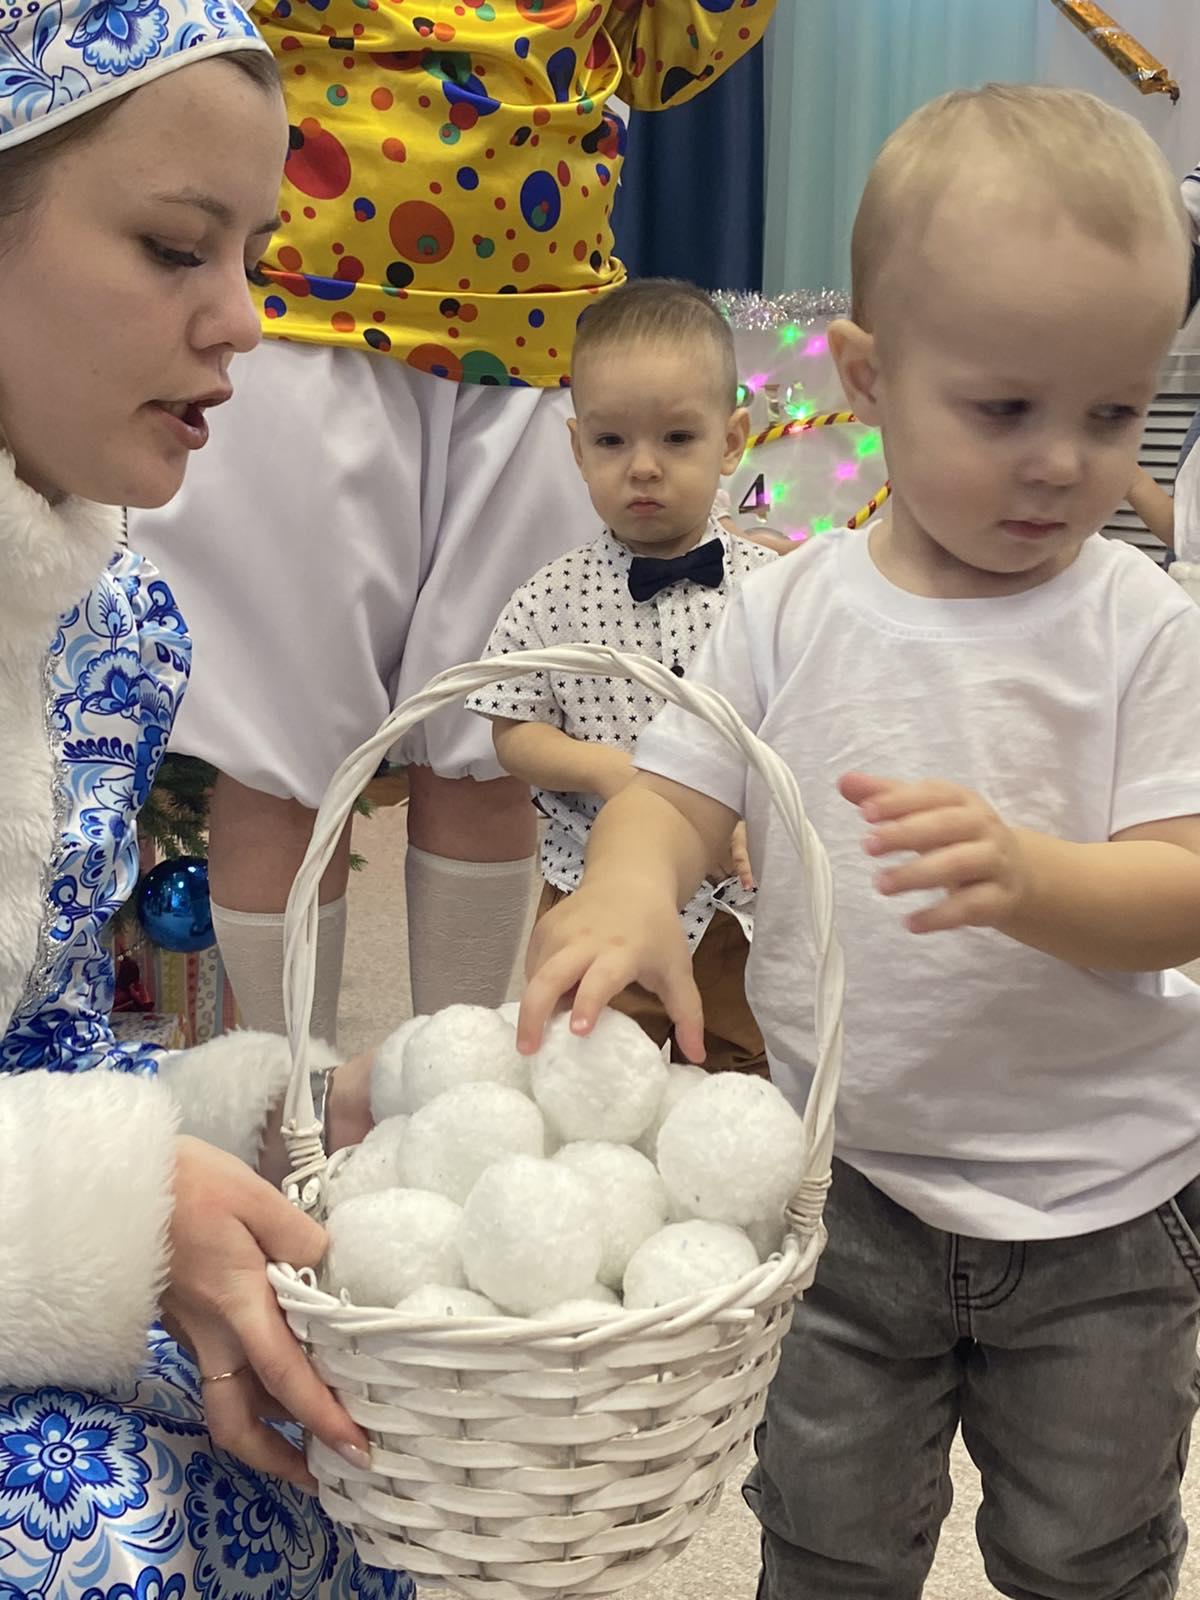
[[269, 647, 846, 1598]]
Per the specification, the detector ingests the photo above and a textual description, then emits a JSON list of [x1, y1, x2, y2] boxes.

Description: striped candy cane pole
[[845, 480, 892, 530]]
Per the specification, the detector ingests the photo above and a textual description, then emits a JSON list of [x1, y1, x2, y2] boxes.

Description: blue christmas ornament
[[136, 856, 215, 953]]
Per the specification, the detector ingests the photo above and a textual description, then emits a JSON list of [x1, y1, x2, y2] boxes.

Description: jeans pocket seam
[[1158, 1199, 1200, 1294]]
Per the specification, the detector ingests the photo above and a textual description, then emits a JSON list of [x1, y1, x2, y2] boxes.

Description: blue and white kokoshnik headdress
[[0, 0, 268, 150]]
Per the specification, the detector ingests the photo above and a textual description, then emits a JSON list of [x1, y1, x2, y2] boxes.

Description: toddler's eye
[[975, 400, 1030, 420], [595, 434, 623, 448], [666, 431, 696, 445], [1091, 405, 1139, 427]]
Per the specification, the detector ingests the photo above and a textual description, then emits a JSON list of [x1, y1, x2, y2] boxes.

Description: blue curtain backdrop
[[764, 0, 1039, 292], [611, 43, 766, 292]]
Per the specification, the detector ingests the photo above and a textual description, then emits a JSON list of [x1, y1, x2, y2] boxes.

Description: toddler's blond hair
[[851, 84, 1189, 329]]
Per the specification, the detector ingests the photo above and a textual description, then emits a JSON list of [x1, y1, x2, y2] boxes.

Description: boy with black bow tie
[[467, 279, 774, 1072]]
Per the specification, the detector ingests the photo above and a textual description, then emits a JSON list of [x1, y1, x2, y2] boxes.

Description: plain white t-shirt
[[635, 526, 1200, 1240]]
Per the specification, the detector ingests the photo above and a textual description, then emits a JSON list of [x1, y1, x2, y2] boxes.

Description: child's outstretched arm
[[1127, 465, 1175, 546], [518, 773, 738, 1057], [491, 717, 635, 802], [842, 772, 1200, 972]]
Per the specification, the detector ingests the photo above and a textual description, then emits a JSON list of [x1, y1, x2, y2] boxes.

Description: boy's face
[[570, 341, 748, 558], [833, 200, 1184, 595]]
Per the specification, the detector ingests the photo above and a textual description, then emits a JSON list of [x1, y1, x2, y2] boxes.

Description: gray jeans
[[744, 1159, 1200, 1599]]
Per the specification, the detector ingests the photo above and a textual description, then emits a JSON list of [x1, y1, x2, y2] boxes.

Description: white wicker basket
[[268, 645, 845, 1599]]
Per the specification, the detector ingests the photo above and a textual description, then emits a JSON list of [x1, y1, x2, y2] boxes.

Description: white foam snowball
[[657, 1074, 805, 1227], [370, 1016, 429, 1122], [403, 1004, 531, 1110], [578, 1281, 620, 1305], [325, 1189, 464, 1306], [747, 1213, 787, 1262], [623, 1221, 760, 1310], [325, 1114, 409, 1211], [396, 1284, 501, 1318], [635, 1061, 707, 1159], [553, 1142, 669, 1289], [460, 1156, 602, 1315], [399, 1083, 545, 1203], [496, 1002, 521, 1026], [530, 1008, 668, 1144]]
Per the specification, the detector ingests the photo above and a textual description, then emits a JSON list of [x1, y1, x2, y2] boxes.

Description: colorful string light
[[744, 409, 890, 532]]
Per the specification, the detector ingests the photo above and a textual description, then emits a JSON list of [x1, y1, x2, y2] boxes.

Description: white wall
[[1035, 0, 1200, 179]]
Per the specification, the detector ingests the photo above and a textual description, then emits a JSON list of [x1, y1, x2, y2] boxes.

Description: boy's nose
[[1023, 435, 1082, 488], [630, 449, 662, 480]]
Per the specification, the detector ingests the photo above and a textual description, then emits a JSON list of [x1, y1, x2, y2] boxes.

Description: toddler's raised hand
[[517, 881, 704, 1061], [840, 771, 1028, 934]]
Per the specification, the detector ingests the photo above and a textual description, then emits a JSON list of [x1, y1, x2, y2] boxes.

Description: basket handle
[[280, 646, 845, 1238]]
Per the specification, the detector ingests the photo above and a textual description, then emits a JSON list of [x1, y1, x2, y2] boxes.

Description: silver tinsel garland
[[713, 289, 851, 330]]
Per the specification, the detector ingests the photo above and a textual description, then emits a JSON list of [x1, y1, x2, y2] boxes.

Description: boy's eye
[[144, 239, 205, 270], [1091, 404, 1140, 427], [594, 434, 623, 448], [666, 431, 696, 445], [975, 400, 1030, 420]]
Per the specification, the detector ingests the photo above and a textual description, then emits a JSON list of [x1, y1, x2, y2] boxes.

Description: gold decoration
[[1048, 1, 1179, 101]]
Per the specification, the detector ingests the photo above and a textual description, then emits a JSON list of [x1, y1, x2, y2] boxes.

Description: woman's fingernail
[[338, 1442, 372, 1471]]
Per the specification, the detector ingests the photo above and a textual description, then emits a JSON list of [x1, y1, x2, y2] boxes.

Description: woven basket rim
[[268, 1228, 820, 1346]]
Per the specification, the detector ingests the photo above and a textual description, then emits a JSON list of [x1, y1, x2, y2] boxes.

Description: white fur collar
[[0, 449, 122, 656]]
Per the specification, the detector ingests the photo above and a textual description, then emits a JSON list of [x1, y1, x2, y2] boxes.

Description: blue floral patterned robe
[[0, 549, 413, 1600]]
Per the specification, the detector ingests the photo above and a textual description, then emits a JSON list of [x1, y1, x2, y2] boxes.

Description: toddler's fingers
[[658, 968, 706, 1065], [518, 949, 594, 1052], [837, 771, 894, 807], [571, 952, 640, 1037], [876, 841, 995, 897], [864, 806, 984, 858], [904, 881, 1009, 935]]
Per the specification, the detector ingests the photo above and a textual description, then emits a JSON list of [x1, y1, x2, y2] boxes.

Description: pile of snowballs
[[323, 1002, 806, 1322]]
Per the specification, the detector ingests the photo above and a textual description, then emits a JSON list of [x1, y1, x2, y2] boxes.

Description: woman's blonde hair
[[850, 83, 1189, 328]]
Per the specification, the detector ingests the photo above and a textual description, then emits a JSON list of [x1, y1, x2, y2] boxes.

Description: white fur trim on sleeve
[[156, 1031, 337, 1167], [0, 1070, 178, 1388]]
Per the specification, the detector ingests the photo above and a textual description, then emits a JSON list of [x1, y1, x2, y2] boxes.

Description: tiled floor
[[338, 801, 1200, 1599]]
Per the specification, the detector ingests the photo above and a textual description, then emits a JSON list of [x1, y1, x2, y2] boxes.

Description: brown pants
[[537, 881, 768, 1076]]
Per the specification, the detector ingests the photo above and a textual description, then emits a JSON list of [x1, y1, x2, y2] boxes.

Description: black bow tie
[[627, 539, 725, 603]]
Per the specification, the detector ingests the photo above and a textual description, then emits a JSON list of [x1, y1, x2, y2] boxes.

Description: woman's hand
[[162, 1136, 371, 1490]]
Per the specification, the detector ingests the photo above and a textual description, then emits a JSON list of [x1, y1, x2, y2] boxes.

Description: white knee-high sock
[[404, 846, 535, 1013], [210, 895, 346, 1045]]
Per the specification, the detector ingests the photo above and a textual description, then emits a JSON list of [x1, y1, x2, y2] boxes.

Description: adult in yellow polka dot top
[[130, 0, 775, 1038]]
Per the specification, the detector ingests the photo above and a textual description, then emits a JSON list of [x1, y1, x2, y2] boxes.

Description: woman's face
[[0, 58, 286, 507]]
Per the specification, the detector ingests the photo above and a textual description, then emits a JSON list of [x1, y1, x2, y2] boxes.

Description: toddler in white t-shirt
[[520, 87, 1200, 1598]]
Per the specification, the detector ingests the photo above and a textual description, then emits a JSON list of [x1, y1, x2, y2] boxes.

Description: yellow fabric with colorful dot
[[251, 0, 775, 386]]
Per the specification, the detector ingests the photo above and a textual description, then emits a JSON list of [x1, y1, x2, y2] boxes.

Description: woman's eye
[[144, 239, 205, 270]]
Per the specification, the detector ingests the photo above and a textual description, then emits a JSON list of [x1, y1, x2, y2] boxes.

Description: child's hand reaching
[[518, 879, 704, 1061], [840, 771, 1029, 934]]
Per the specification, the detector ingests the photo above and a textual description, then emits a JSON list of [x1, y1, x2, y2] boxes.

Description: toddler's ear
[[566, 414, 583, 469], [829, 318, 881, 425], [722, 405, 751, 472]]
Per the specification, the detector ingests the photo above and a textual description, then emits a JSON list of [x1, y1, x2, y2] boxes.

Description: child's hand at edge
[[715, 821, 755, 890], [840, 771, 1029, 934], [516, 881, 705, 1062]]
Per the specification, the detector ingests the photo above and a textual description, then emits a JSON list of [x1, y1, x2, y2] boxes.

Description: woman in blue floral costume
[[0, 7, 411, 1597]]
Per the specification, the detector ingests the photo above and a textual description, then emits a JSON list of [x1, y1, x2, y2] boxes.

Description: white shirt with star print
[[467, 522, 776, 948]]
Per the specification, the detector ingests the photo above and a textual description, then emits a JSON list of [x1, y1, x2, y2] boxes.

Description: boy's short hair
[[573, 278, 739, 409], [851, 83, 1190, 329]]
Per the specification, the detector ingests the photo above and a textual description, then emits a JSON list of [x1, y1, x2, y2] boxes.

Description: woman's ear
[[829, 318, 882, 425]]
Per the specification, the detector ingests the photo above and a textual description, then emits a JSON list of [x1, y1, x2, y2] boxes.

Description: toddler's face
[[843, 204, 1184, 593], [570, 343, 747, 557]]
